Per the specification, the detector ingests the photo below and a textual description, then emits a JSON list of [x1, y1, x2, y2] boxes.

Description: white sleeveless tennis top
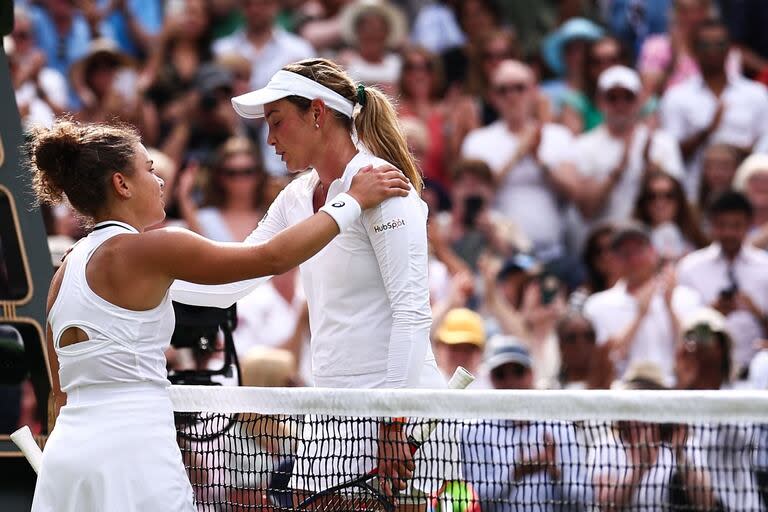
[[48, 221, 174, 393]]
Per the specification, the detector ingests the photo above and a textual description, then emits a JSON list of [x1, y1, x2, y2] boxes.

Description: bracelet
[[319, 193, 361, 231]]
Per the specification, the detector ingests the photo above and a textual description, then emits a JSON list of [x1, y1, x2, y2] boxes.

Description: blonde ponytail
[[282, 59, 424, 193], [354, 87, 423, 193]]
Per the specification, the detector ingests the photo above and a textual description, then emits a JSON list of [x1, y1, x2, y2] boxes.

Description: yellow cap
[[436, 308, 486, 347]]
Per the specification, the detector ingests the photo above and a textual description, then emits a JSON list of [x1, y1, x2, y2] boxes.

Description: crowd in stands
[[7, 1, 768, 508], [9, 0, 768, 394]]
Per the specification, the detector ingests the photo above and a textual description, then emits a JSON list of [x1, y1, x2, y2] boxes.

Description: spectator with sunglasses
[[397, 47, 477, 190], [569, 65, 684, 248], [178, 136, 268, 242], [677, 191, 768, 380], [560, 35, 625, 135], [660, 19, 768, 196], [632, 170, 708, 261], [673, 308, 763, 510], [461, 60, 577, 267]]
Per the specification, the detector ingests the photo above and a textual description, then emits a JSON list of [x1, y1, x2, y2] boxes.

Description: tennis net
[[170, 385, 768, 511]]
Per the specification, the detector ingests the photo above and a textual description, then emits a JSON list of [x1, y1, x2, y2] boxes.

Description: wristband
[[319, 193, 362, 231]]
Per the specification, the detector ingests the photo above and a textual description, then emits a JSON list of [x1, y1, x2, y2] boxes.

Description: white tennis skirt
[[32, 382, 195, 512]]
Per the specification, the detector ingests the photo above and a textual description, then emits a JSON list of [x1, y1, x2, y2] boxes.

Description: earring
[[315, 123, 320, 129]]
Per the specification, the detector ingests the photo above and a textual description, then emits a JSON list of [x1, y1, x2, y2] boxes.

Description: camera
[[168, 302, 240, 385]]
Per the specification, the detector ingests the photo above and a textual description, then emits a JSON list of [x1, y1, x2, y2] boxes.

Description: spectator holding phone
[[677, 191, 768, 380], [461, 60, 576, 266], [433, 159, 530, 270]]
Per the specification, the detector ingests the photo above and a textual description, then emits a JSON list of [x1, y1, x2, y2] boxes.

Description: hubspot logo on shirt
[[373, 218, 406, 233]]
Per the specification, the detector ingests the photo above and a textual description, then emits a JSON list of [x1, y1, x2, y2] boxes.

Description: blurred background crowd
[[8, 0, 768, 398]]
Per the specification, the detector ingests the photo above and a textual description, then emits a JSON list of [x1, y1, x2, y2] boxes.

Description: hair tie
[[356, 83, 367, 106]]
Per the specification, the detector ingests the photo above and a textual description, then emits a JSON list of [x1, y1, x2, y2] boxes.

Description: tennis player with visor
[[170, 58, 450, 503]]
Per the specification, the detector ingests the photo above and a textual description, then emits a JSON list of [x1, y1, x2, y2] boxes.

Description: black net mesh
[[171, 390, 768, 512]]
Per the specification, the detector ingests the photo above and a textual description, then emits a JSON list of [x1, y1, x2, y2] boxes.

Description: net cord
[[169, 386, 768, 423]]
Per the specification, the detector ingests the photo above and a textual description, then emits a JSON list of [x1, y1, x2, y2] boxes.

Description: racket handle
[[447, 366, 475, 390], [11, 425, 42, 474], [407, 367, 475, 449]]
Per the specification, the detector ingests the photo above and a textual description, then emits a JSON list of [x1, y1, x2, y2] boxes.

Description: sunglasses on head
[[494, 82, 528, 96], [219, 166, 260, 178], [491, 363, 528, 380]]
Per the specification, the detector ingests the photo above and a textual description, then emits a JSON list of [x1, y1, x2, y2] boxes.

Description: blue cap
[[485, 335, 532, 371], [498, 253, 539, 280], [542, 18, 604, 76]]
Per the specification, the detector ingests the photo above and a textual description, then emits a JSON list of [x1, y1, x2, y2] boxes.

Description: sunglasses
[[494, 82, 528, 96], [560, 331, 596, 344], [491, 364, 528, 380], [646, 190, 676, 201], [604, 90, 636, 104], [219, 167, 260, 178]]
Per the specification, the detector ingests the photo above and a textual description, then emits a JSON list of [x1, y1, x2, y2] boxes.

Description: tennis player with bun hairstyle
[[28, 120, 408, 512], [170, 58, 447, 497]]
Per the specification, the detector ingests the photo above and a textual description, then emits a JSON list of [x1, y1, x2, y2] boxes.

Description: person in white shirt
[[673, 308, 763, 510], [660, 19, 768, 196], [677, 191, 768, 378], [461, 60, 576, 263], [213, 0, 315, 175], [462, 338, 591, 512], [170, 58, 446, 493], [583, 223, 701, 383], [570, 65, 684, 249]]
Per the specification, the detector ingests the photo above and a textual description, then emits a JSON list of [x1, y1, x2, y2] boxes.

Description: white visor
[[232, 70, 355, 119]]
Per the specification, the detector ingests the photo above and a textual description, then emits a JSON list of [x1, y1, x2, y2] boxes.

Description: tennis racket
[[11, 425, 43, 474], [297, 367, 475, 511]]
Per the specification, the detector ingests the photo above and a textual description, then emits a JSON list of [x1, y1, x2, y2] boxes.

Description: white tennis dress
[[170, 150, 457, 492], [32, 221, 195, 512]]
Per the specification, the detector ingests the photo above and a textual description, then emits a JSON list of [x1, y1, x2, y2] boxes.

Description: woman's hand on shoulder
[[348, 164, 410, 210]]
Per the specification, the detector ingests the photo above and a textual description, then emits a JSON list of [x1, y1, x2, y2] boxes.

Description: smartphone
[[462, 196, 484, 228], [539, 273, 560, 305]]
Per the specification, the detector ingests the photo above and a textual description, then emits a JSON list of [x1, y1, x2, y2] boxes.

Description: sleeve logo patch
[[373, 218, 406, 233]]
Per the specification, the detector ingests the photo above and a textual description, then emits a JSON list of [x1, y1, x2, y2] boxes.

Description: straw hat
[[70, 38, 135, 87], [340, 0, 407, 48]]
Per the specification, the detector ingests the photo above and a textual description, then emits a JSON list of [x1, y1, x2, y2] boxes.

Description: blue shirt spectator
[[30, 3, 92, 78], [98, 0, 163, 57]]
